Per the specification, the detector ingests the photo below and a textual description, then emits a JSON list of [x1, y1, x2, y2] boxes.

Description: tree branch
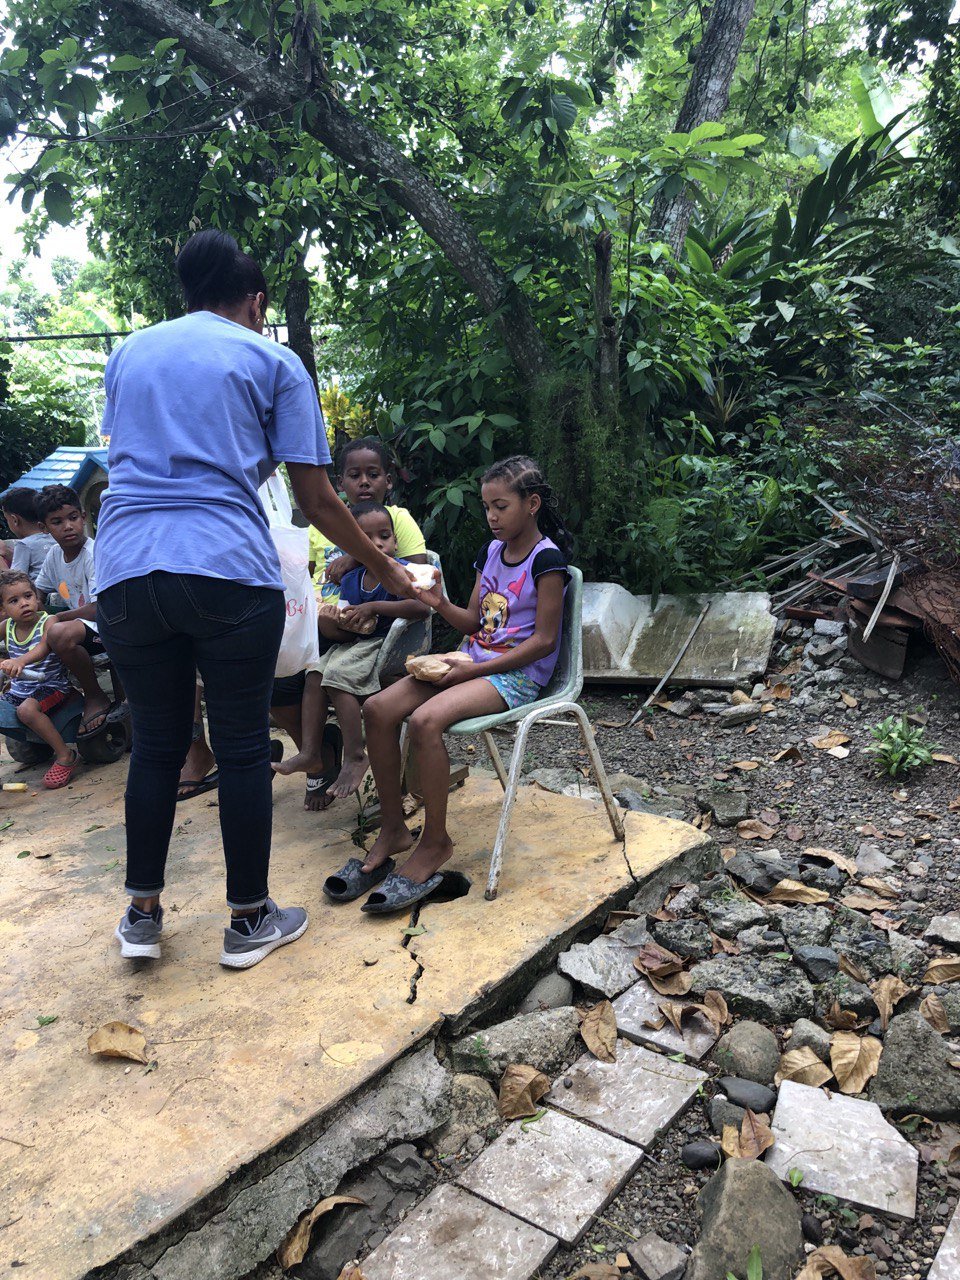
[[114, 0, 555, 383]]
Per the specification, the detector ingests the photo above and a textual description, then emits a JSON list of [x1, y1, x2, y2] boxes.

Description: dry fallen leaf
[[824, 1001, 859, 1031], [737, 818, 777, 841], [793, 1244, 877, 1279], [334, 1265, 369, 1280], [277, 1197, 366, 1269], [840, 894, 894, 913], [721, 1108, 775, 1160], [784, 823, 805, 841], [649, 970, 694, 997], [932, 752, 960, 766], [777, 1046, 834, 1088], [703, 989, 731, 1030], [921, 993, 949, 1034], [840, 691, 859, 708], [581, 1000, 617, 1063], [498, 1064, 551, 1119], [731, 689, 753, 705], [566, 1266, 621, 1280], [804, 846, 858, 876], [758, 808, 781, 827], [765, 879, 830, 905], [711, 931, 741, 956], [87, 1021, 149, 1065], [830, 1031, 882, 1095], [769, 681, 793, 700], [923, 957, 960, 985], [839, 954, 869, 985], [810, 729, 851, 750], [858, 877, 899, 899], [731, 759, 761, 771], [773, 745, 804, 763], [871, 975, 911, 1031]]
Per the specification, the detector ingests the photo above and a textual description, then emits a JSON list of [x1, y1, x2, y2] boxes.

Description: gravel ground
[[252, 628, 960, 1280]]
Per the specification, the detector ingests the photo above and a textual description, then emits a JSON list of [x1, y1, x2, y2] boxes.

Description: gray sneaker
[[219, 899, 308, 969], [115, 906, 163, 959]]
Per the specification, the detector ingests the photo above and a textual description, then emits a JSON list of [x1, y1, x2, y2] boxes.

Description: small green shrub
[[865, 714, 939, 776]]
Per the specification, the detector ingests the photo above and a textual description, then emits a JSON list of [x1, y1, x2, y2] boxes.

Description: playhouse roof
[[10, 447, 110, 495]]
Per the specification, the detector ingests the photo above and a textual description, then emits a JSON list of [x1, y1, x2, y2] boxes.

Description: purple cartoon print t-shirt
[[465, 537, 568, 687]]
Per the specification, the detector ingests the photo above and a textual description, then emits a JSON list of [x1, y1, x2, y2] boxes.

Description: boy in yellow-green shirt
[[278, 437, 428, 810]]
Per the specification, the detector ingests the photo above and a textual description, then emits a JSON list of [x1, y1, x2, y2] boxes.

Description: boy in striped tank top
[[0, 571, 79, 789]]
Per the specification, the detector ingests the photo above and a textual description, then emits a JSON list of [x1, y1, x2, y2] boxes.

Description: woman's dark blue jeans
[[97, 572, 285, 909]]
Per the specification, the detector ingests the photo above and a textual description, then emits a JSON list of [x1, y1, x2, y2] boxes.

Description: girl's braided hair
[[482, 456, 574, 559]]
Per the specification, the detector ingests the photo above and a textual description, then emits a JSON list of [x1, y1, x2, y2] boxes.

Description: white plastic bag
[[261, 473, 319, 678]]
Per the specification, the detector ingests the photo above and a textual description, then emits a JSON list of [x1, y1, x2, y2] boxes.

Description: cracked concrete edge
[[626, 831, 720, 915], [442, 829, 718, 1037], [87, 1045, 451, 1280]]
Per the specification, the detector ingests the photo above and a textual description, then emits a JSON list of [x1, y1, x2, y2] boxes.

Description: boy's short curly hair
[[1, 487, 41, 521], [0, 570, 37, 603], [35, 484, 82, 523]]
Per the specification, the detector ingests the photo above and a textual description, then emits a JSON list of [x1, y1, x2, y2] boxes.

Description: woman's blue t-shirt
[[95, 311, 331, 593]]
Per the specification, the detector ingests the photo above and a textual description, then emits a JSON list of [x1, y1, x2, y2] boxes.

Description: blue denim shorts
[[483, 669, 542, 710]]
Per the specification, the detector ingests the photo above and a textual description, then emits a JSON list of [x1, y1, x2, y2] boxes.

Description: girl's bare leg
[[398, 680, 506, 883], [361, 676, 436, 872]]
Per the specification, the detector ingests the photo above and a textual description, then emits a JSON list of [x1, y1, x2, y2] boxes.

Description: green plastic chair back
[[448, 565, 584, 735]]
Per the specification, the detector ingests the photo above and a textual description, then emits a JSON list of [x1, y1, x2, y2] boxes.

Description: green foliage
[[3, 0, 957, 601], [0, 344, 80, 497], [865, 715, 938, 776], [727, 1244, 764, 1280]]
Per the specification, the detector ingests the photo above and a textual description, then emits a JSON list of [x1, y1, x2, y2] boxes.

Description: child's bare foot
[[361, 822, 415, 874], [397, 837, 454, 885], [274, 748, 327, 777], [328, 752, 369, 800]]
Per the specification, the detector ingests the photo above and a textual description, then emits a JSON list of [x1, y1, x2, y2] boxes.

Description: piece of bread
[[406, 562, 440, 590], [405, 651, 474, 683]]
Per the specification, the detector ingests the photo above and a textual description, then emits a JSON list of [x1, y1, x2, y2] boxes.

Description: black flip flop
[[324, 856, 396, 902], [176, 769, 220, 803], [361, 870, 445, 914], [303, 725, 344, 807], [77, 701, 119, 739]]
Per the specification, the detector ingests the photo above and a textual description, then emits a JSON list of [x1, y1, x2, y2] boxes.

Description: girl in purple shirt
[[350, 456, 571, 911]]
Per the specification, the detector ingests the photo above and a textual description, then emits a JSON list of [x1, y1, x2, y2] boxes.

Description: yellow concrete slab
[[0, 756, 710, 1280]]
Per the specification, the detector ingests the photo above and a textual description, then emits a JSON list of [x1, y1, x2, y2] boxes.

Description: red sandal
[[43, 749, 80, 790]]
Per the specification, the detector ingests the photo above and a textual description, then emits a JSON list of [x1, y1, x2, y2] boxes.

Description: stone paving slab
[[457, 1107, 643, 1244], [766, 1080, 918, 1218], [612, 978, 718, 1061], [0, 758, 710, 1280], [361, 1183, 558, 1280], [545, 1039, 707, 1148], [928, 1200, 960, 1279]]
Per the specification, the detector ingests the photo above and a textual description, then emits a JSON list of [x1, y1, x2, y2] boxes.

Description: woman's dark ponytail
[[482, 455, 575, 560], [176, 229, 268, 311]]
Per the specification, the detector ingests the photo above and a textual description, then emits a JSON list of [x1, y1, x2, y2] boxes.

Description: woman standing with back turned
[[95, 230, 416, 969]]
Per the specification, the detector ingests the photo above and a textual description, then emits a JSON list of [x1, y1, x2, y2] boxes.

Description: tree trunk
[[648, 0, 757, 257], [592, 230, 618, 406], [283, 272, 318, 391], [115, 0, 554, 385]]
